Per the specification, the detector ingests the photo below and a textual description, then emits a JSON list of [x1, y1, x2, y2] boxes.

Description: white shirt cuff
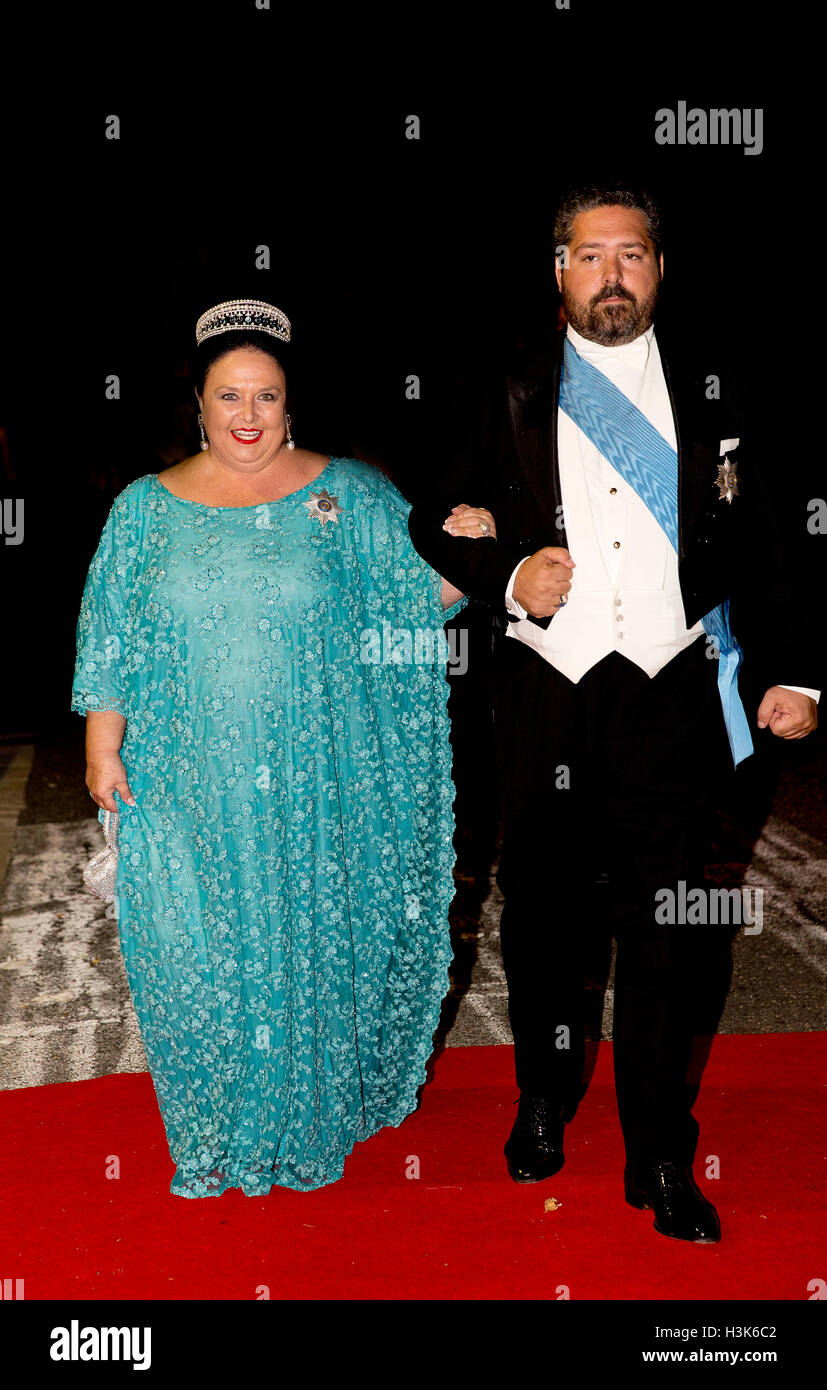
[[777, 685, 820, 703], [505, 557, 531, 619]]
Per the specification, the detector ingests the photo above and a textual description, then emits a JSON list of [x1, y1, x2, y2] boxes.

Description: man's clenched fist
[[513, 547, 576, 617], [756, 687, 818, 740]]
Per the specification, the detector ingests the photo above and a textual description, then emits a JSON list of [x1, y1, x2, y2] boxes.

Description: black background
[[0, 13, 816, 733]]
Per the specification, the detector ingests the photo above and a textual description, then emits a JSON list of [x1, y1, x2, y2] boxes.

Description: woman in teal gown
[[72, 300, 494, 1197]]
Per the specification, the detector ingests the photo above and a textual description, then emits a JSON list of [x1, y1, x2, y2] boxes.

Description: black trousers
[[495, 634, 735, 1165]]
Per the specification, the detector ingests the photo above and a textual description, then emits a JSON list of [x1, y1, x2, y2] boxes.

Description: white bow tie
[[568, 327, 652, 369]]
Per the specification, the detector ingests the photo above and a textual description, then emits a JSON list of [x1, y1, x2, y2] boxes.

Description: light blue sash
[[559, 337, 753, 767]]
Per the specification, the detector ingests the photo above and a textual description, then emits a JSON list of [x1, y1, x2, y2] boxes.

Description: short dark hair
[[553, 184, 663, 259], [192, 329, 290, 396]]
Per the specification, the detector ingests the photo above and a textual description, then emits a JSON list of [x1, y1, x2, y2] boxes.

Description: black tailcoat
[[408, 323, 821, 1146]]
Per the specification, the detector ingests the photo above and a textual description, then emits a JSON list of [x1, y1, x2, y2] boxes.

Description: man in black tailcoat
[[408, 184, 819, 1242]]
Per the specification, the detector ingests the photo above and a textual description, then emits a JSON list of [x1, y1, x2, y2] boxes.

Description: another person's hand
[[440, 578, 465, 610], [756, 688, 818, 739], [442, 504, 497, 539], [513, 547, 575, 617], [86, 752, 136, 811]]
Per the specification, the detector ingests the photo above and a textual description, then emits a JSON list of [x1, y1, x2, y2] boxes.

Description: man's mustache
[[592, 285, 635, 305]]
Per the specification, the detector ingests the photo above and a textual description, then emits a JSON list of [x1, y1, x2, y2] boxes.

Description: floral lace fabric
[[72, 459, 465, 1196]]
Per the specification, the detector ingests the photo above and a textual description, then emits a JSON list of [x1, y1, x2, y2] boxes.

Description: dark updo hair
[[192, 328, 291, 397]]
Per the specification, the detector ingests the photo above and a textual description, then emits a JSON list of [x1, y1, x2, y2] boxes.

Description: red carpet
[[1, 1034, 824, 1300]]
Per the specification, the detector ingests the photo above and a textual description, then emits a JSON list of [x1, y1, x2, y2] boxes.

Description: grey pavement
[[0, 724, 825, 1090]]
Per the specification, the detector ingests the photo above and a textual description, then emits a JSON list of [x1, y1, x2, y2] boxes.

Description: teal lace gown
[[72, 458, 465, 1197]]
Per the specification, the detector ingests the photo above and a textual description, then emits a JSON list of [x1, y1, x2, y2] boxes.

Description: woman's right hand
[[86, 753, 136, 812], [442, 504, 497, 539]]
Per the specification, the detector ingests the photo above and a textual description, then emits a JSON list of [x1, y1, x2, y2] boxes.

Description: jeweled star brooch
[[303, 488, 343, 526], [714, 457, 739, 504]]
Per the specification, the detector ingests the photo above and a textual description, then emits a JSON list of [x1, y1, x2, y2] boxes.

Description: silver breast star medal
[[303, 488, 343, 527], [714, 457, 739, 504]]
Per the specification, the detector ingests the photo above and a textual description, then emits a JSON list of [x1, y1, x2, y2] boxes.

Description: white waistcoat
[[506, 325, 705, 683]]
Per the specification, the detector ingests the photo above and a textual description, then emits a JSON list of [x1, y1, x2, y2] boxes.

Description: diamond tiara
[[195, 299, 292, 347]]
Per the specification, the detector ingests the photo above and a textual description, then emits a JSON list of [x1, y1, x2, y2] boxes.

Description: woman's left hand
[[442, 504, 497, 539]]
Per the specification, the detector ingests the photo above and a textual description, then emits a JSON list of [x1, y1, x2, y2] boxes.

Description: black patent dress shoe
[[625, 1160, 721, 1243], [504, 1094, 566, 1183]]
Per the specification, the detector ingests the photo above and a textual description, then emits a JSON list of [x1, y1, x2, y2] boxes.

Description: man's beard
[[561, 278, 660, 345]]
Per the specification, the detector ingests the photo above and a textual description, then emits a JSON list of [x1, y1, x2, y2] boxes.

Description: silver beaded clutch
[[83, 809, 119, 902]]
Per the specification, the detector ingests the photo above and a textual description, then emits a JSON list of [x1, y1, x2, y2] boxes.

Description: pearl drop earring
[[198, 413, 209, 451], [285, 412, 295, 451]]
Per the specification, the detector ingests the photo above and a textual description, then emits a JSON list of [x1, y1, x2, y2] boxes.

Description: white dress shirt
[[504, 324, 820, 703]]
